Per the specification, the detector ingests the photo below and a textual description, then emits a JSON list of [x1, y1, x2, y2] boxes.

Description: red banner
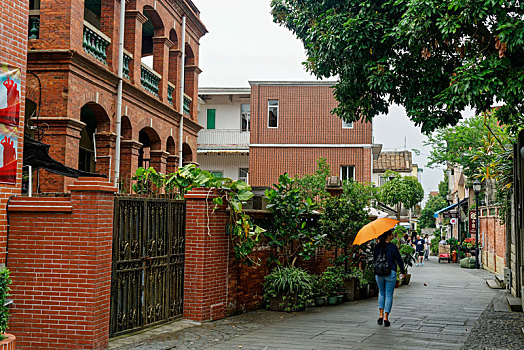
[[0, 65, 21, 184], [469, 210, 477, 236]]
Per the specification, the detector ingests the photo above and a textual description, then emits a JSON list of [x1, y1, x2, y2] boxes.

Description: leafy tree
[[265, 173, 324, 267], [438, 172, 449, 199], [419, 195, 448, 228], [380, 171, 424, 220], [294, 158, 331, 201], [271, 0, 524, 133], [319, 180, 374, 249]]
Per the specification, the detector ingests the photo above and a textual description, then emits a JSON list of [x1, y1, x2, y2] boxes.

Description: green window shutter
[[207, 109, 216, 129]]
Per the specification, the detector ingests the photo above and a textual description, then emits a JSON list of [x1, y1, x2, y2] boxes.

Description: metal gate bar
[[110, 196, 186, 337]]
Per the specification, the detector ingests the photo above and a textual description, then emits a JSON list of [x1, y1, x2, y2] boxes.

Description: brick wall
[[7, 178, 116, 349], [479, 206, 506, 274], [249, 146, 372, 188], [0, 0, 28, 265], [249, 83, 373, 188]]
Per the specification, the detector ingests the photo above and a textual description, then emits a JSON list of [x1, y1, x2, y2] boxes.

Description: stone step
[[486, 280, 504, 289], [495, 274, 505, 284], [507, 296, 523, 312], [493, 301, 511, 312]]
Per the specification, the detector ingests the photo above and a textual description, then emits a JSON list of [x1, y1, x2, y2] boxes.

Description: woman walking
[[373, 229, 405, 327]]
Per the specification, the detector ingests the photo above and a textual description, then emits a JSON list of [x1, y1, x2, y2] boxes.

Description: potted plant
[[344, 267, 367, 300], [399, 244, 416, 285], [311, 275, 327, 306], [363, 267, 377, 297], [321, 267, 344, 305], [263, 267, 313, 312]]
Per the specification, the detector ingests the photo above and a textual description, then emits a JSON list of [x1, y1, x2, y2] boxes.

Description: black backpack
[[373, 246, 391, 276]]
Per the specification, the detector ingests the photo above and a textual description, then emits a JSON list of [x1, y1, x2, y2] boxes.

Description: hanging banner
[[0, 65, 21, 184], [469, 210, 477, 236]]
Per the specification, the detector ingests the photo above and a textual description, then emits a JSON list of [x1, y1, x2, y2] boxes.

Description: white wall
[[198, 95, 250, 130], [198, 153, 249, 181]]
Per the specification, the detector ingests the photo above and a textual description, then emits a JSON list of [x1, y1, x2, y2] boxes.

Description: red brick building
[[249, 81, 378, 187], [26, 0, 206, 192], [0, 0, 28, 265]]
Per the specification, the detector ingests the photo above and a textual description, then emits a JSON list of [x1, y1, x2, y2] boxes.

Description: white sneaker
[[416, 263, 419, 266], [421, 263, 424, 266]]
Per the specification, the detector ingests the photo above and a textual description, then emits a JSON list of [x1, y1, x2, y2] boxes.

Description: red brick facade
[[0, 0, 28, 265], [7, 178, 116, 349], [249, 82, 373, 187], [27, 0, 206, 192], [479, 206, 506, 274]]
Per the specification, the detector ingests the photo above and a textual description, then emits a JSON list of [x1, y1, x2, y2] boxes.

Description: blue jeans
[[376, 270, 396, 314]]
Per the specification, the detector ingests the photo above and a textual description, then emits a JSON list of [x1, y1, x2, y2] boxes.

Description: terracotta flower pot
[[0, 333, 16, 350]]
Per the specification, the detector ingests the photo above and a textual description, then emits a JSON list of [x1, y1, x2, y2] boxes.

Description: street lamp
[[473, 180, 482, 269]]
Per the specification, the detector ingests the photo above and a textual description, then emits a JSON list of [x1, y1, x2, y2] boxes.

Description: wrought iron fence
[[110, 195, 186, 337]]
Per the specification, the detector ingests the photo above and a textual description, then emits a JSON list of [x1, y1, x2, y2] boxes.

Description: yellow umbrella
[[352, 218, 400, 245]]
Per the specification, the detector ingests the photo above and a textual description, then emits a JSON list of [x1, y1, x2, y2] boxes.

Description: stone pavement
[[110, 258, 499, 350]]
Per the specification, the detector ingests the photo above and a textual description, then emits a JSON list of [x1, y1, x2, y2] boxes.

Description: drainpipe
[[178, 15, 186, 168], [113, 0, 126, 186]]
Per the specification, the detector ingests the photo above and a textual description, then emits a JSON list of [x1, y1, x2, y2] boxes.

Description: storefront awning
[[434, 198, 468, 218]]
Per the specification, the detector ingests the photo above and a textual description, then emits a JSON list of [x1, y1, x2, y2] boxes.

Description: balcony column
[[166, 154, 179, 174], [184, 65, 202, 119], [124, 10, 148, 84], [152, 37, 174, 104], [168, 49, 182, 109], [149, 150, 169, 174], [100, 0, 119, 70], [37, 117, 85, 192], [94, 132, 116, 179], [119, 140, 142, 192]]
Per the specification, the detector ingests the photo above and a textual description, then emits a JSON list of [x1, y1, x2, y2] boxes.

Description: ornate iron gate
[[110, 196, 186, 337]]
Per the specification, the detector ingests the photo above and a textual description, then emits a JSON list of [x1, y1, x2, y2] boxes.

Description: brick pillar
[[153, 37, 174, 103], [124, 10, 148, 84], [7, 177, 117, 349], [168, 49, 181, 109], [38, 117, 85, 192], [184, 65, 201, 120], [94, 132, 116, 179], [166, 154, 179, 174], [184, 188, 229, 322], [149, 150, 168, 174], [119, 139, 142, 192]]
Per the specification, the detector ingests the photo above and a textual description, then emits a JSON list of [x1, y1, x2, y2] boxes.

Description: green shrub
[[321, 266, 345, 296], [263, 267, 313, 311], [345, 267, 368, 288], [0, 269, 12, 338]]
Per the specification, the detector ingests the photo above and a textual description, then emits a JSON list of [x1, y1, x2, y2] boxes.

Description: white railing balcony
[[197, 129, 250, 150]]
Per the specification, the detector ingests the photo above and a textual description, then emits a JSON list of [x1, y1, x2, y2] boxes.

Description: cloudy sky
[[193, 0, 457, 198]]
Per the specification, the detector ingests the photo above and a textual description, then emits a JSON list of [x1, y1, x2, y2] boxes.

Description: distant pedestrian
[[424, 234, 431, 260], [373, 229, 405, 328], [413, 235, 426, 266]]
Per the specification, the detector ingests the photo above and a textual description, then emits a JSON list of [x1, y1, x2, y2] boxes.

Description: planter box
[[403, 274, 412, 285], [344, 277, 358, 301], [0, 333, 15, 350], [327, 296, 338, 305]]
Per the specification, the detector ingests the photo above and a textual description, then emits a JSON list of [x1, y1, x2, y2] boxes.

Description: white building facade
[[197, 88, 251, 182]]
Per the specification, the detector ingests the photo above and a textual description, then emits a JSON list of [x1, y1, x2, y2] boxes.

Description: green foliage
[[263, 267, 313, 311], [265, 173, 322, 267], [294, 158, 331, 201], [271, 0, 524, 134], [431, 230, 442, 254], [399, 244, 416, 271], [319, 180, 374, 249], [379, 171, 424, 219], [345, 266, 368, 288], [0, 269, 12, 338], [363, 267, 376, 285], [393, 225, 407, 240], [321, 266, 346, 296], [425, 113, 517, 222], [131, 165, 265, 265], [419, 195, 448, 228], [439, 173, 449, 198]]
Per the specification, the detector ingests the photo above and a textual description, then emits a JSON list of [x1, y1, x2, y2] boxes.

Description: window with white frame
[[342, 120, 353, 129], [268, 100, 279, 128], [340, 165, 355, 181], [238, 168, 249, 183], [241, 104, 250, 132]]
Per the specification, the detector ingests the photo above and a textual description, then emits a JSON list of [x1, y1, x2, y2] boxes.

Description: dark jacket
[[373, 242, 406, 275]]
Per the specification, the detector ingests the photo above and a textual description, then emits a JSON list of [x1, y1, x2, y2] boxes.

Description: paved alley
[[110, 259, 502, 350]]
